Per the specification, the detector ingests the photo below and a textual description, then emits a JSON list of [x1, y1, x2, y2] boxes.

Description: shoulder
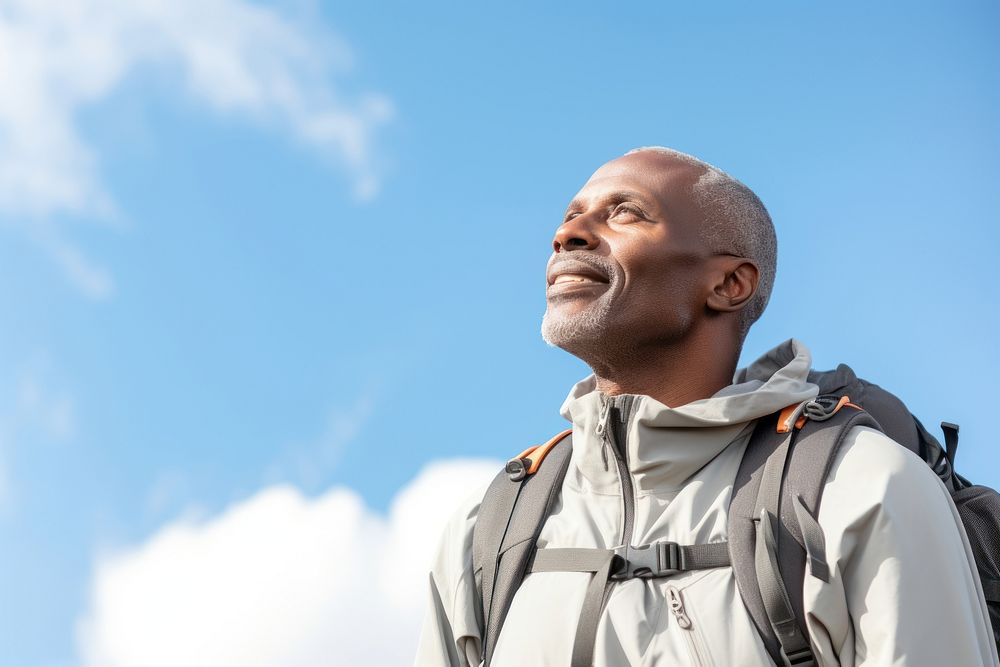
[[819, 424, 957, 540], [805, 429, 998, 666], [428, 466, 498, 577], [830, 425, 943, 499]]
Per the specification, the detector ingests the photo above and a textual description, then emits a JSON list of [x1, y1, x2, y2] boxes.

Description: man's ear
[[706, 258, 759, 314]]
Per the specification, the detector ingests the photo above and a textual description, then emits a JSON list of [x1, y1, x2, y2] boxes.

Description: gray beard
[[540, 288, 617, 351]]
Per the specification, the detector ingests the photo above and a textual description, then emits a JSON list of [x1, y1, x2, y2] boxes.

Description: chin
[[541, 307, 610, 351], [542, 284, 624, 351]]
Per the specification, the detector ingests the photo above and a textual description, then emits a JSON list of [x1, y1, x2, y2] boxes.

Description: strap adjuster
[[802, 395, 850, 422], [505, 457, 530, 481], [609, 542, 681, 580]]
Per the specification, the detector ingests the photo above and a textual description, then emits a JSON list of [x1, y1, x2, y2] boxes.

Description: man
[[415, 148, 997, 665]]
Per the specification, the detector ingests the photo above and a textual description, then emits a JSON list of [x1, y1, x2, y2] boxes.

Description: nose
[[552, 215, 600, 253]]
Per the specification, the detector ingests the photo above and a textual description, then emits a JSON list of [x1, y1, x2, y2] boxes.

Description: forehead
[[569, 152, 703, 211]]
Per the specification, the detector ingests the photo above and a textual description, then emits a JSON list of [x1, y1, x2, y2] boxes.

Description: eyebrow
[[564, 190, 651, 217]]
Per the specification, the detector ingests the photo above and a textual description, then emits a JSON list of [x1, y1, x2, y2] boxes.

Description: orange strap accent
[[776, 404, 800, 433], [832, 395, 852, 414], [776, 396, 857, 433], [514, 428, 573, 475]]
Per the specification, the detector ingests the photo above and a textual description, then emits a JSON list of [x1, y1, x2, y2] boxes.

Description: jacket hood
[[558, 339, 820, 494]]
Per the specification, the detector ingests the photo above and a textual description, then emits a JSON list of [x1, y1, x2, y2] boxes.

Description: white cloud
[[0, 0, 391, 296], [77, 458, 501, 667]]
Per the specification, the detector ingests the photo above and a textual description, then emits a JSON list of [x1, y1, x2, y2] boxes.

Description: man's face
[[541, 151, 716, 358]]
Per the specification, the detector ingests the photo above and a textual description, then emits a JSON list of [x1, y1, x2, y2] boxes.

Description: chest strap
[[528, 541, 730, 667]]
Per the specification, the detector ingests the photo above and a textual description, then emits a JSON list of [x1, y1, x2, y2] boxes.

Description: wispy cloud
[[12, 368, 77, 442], [78, 459, 501, 666], [272, 388, 379, 489], [0, 361, 78, 510], [0, 0, 391, 297]]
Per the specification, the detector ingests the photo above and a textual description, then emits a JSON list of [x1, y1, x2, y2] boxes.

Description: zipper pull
[[666, 585, 692, 630], [596, 395, 612, 438]]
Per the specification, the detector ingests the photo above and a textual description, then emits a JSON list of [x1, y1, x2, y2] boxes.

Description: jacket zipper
[[597, 394, 637, 547], [667, 584, 713, 667]]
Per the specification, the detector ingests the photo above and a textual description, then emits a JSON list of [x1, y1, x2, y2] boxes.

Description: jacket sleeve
[[804, 426, 999, 666], [414, 493, 484, 667]]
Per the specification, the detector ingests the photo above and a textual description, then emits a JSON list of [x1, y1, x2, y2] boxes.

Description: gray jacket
[[416, 340, 998, 665]]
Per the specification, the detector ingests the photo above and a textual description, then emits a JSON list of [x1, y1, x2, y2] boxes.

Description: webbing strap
[[756, 510, 816, 667], [530, 548, 616, 667], [792, 495, 829, 583], [530, 542, 731, 667], [679, 542, 732, 569], [752, 418, 817, 667]]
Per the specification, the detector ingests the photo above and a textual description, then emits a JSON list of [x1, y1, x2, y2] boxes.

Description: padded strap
[[779, 407, 882, 616], [751, 424, 816, 667], [729, 415, 788, 665], [474, 468, 522, 647], [981, 578, 1000, 603], [757, 404, 883, 667], [731, 405, 883, 667], [473, 433, 574, 666]]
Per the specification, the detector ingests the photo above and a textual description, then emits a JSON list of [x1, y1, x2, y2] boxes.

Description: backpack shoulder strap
[[730, 412, 788, 665], [779, 403, 881, 599], [472, 429, 573, 666], [730, 398, 881, 667]]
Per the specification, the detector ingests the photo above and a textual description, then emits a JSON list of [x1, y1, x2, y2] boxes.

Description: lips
[[546, 257, 611, 287]]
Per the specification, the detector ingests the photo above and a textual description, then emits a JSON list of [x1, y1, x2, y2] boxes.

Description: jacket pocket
[[664, 581, 715, 667], [648, 567, 773, 667]]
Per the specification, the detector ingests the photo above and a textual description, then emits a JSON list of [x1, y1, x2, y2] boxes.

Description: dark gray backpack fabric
[[729, 402, 881, 667], [472, 434, 574, 666], [471, 363, 1000, 665], [955, 486, 1000, 639]]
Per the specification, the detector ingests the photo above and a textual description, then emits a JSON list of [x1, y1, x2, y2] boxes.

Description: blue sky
[[0, 1, 998, 664]]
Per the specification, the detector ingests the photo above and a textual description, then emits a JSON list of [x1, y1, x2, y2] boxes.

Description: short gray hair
[[625, 146, 777, 337]]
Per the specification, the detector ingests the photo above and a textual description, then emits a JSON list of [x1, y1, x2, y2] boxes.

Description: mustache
[[546, 253, 619, 283]]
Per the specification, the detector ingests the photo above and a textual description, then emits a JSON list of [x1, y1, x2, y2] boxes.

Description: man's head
[[541, 147, 776, 368]]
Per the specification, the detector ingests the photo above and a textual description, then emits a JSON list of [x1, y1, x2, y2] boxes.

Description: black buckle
[[781, 646, 816, 667], [609, 542, 681, 580]]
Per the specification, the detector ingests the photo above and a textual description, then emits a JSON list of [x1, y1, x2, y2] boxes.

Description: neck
[[588, 327, 741, 407]]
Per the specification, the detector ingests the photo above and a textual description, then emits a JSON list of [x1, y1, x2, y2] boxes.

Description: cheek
[[624, 252, 707, 310]]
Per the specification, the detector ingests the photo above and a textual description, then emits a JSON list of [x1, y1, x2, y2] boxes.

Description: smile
[[546, 257, 612, 287], [546, 276, 611, 301], [552, 273, 605, 285]]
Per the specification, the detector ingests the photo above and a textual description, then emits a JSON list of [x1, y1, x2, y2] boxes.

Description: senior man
[[415, 148, 997, 666]]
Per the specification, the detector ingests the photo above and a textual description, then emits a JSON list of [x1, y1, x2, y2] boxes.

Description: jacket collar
[[558, 339, 820, 493]]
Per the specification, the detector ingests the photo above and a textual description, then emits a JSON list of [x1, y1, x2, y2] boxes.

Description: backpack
[[471, 362, 1000, 667]]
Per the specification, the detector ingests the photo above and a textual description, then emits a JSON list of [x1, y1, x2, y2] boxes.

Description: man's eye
[[610, 203, 644, 220]]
